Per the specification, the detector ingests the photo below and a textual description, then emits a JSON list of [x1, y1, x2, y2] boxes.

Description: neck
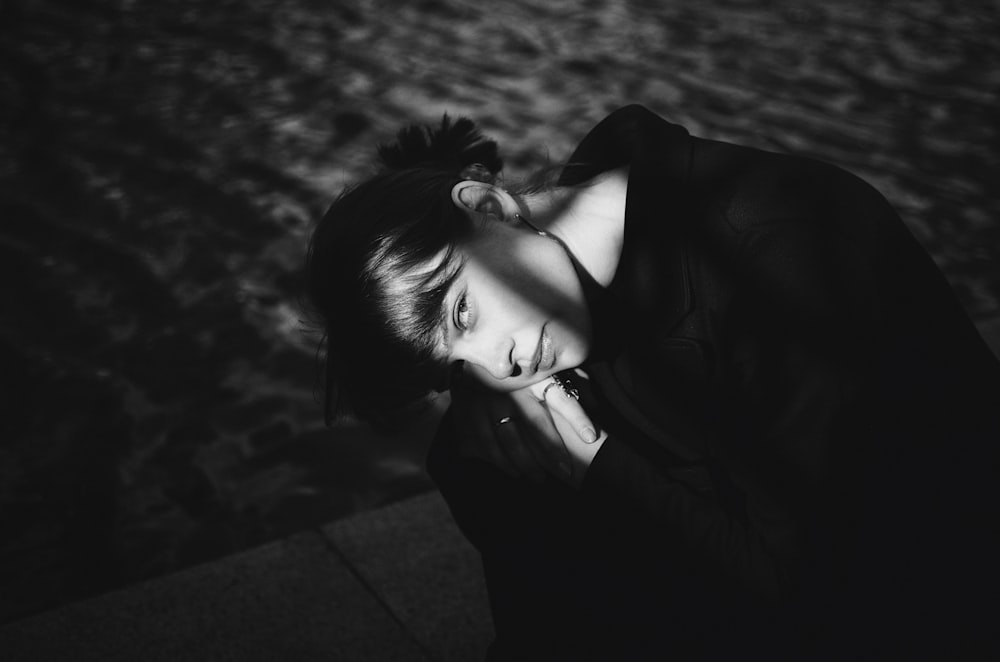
[[520, 166, 629, 287]]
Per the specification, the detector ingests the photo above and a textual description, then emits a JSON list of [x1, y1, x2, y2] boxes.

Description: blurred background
[[1, 0, 997, 625]]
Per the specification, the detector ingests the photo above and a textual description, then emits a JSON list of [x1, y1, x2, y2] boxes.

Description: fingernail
[[582, 426, 597, 444]]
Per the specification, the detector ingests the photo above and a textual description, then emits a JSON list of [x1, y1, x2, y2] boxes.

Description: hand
[[527, 370, 607, 485], [451, 367, 604, 486]]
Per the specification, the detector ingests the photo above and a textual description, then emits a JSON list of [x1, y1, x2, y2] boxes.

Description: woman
[[306, 105, 1000, 660]]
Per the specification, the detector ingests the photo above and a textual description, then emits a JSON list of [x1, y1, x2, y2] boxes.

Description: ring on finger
[[494, 415, 513, 427], [541, 373, 580, 402]]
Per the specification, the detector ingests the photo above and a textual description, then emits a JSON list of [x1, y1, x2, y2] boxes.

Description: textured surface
[[2, 0, 998, 622], [0, 527, 430, 661], [323, 491, 494, 662]]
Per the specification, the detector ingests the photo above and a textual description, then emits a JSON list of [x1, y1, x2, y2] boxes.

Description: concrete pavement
[[0, 491, 493, 662]]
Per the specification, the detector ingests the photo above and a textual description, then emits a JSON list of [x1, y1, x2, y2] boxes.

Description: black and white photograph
[[2, 0, 998, 659]]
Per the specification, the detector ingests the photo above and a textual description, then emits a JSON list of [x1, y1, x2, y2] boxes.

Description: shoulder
[[688, 138, 889, 242], [594, 104, 690, 152], [580, 106, 852, 232], [597, 103, 673, 129], [584, 107, 886, 238], [578, 105, 892, 244], [562, 105, 689, 183]]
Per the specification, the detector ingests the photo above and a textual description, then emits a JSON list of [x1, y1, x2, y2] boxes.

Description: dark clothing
[[428, 106, 1000, 660]]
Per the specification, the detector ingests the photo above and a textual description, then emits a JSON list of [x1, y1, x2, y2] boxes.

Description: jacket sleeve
[[427, 412, 713, 660], [581, 211, 876, 604], [581, 434, 803, 602]]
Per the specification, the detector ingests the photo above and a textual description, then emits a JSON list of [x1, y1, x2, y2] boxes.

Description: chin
[[552, 332, 590, 373]]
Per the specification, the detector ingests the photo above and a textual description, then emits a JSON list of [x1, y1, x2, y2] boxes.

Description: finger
[[541, 380, 599, 444]]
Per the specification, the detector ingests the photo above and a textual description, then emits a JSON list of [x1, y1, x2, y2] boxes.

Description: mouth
[[531, 326, 555, 374]]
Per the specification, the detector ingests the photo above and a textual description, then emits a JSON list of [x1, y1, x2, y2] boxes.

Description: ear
[[451, 180, 505, 218], [451, 180, 490, 213], [451, 181, 518, 222]]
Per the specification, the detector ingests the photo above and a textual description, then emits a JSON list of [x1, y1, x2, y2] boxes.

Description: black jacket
[[429, 105, 1000, 661]]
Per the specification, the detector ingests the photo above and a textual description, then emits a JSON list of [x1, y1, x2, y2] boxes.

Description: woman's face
[[437, 218, 592, 392]]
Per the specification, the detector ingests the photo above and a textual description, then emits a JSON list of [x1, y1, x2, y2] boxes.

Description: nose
[[455, 336, 515, 380]]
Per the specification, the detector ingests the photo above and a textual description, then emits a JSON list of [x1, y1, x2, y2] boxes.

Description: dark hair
[[305, 116, 503, 425]]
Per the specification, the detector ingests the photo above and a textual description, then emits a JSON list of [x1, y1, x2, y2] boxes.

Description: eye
[[454, 292, 472, 331]]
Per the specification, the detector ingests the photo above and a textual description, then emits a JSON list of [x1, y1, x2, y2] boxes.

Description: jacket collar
[[562, 105, 696, 336], [565, 107, 712, 460]]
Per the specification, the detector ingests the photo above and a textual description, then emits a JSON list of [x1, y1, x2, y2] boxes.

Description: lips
[[531, 326, 554, 374]]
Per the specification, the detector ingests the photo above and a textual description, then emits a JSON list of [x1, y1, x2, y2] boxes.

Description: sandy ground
[[1, 0, 998, 622]]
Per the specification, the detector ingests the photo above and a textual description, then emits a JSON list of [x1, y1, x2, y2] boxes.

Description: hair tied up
[[459, 162, 494, 183], [376, 115, 503, 178]]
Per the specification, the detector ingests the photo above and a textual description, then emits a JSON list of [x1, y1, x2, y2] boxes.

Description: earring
[[515, 212, 573, 258], [514, 212, 548, 237]]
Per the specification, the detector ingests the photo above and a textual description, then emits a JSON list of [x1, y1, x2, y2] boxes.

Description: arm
[[430, 372, 809, 657]]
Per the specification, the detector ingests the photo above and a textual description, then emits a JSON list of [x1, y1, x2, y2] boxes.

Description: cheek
[[504, 261, 576, 316], [473, 261, 545, 323]]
